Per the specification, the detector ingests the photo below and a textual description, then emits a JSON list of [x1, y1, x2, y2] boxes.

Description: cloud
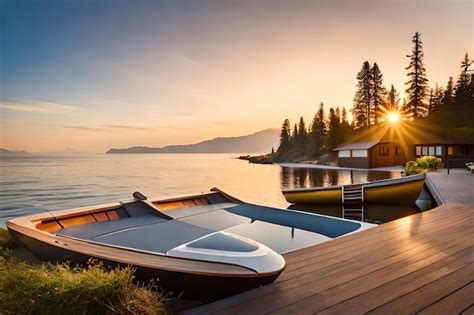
[[11, 120, 160, 132], [100, 124, 156, 131], [0, 101, 83, 115]]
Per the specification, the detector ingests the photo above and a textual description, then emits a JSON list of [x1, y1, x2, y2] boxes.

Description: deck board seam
[[414, 280, 474, 315], [279, 219, 472, 283], [312, 248, 473, 314], [266, 242, 472, 314], [366, 264, 474, 314]]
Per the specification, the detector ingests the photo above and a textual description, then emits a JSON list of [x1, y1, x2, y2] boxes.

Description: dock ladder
[[342, 184, 365, 221]]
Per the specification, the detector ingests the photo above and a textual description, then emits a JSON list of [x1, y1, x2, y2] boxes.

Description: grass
[[0, 228, 170, 315]]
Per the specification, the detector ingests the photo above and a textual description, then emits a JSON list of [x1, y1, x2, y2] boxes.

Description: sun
[[387, 112, 400, 123]]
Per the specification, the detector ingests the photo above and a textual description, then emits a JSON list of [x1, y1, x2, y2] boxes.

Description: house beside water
[[334, 122, 474, 168]]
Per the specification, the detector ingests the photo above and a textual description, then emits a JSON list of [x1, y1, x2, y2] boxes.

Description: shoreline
[[278, 162, 404, 172]]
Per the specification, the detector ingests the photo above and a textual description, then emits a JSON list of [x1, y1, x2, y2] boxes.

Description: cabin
[[334, 122, 474, 169]]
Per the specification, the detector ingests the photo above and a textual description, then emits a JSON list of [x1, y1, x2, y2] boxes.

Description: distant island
[[0, 148, 28, 155], [106, 129, 279, 154]]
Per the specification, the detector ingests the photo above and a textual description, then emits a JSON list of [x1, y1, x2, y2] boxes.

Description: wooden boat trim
[[364, 173, 424, 188], [282, 186, 341, 193], [282, 174, 425, 194], [7, 190, 284, 278]]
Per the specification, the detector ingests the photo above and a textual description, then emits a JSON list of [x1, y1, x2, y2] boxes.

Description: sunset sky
[[1, 0, 472, 152]]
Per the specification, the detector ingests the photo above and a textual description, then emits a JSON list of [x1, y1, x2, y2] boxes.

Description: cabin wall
[[369, 143, 399, 168], [414, 144, 474, 166], [337, 157, 370, 168]]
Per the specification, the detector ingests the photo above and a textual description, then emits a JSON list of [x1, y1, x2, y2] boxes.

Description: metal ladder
[[342, 203, 365, 221], [342, 184, 365, 221], [342, 184, 364, 203]]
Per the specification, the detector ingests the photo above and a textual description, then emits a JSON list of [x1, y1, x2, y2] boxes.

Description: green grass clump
[[0, 259, 168, 315]]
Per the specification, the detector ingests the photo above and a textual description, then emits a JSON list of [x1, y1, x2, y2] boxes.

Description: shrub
[[405, 161, 423, 175], [416, 156, 442, 171], [405, 155, 442, 175], [0, 259, 168, 315]]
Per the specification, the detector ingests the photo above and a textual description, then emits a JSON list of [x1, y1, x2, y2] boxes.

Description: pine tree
[[292, 124, 299, 148], [309, 102, 326, 156], [327, 107, 343, 151], [352, 61, 373, 128], [432, 84, 444, 112], [405, 32, 429, 118], [297, 116, 308, 153], [454, 53, 472, 106], [277, 119, 291, 153], [443, 77, 454, 107], [341, 107, 353, 142], [428, 88, 434, 115], [385, 84, 400, 112], [371, 63, 386, 123]]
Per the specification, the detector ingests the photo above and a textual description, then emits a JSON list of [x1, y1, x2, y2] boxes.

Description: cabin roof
[[334, 141, 378, 150]]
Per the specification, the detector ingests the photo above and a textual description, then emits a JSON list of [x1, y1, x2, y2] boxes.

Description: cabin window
[[428, 146, 435, 155], [416, 146, 422, 155], [435, 146, 443, 156], [421, 147, 428, 155], [379, 146, 389, 156], [448, 146, 454, 156], [338, 150, 350, 158], [352, 149, 368, 157], [395, 146, 400, 155]]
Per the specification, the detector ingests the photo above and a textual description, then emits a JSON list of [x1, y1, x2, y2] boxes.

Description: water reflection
[[280, 166, 401, 190], [280, 167, 423, 224]]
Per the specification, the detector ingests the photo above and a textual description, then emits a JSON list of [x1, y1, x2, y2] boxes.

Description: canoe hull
[[364, 178, 425, 205], [8, 227, 280, 302], [283, 175, 425, 206], [283, 188, 341, 204]]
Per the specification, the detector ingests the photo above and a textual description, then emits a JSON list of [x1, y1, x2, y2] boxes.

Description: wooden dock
[[187, 203, 474, 314], [426, 169, 473, 205]]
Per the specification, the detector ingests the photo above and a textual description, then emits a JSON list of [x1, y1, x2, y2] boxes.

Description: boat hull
[[283, 175, 425, 206], [364, 178, 425, 205], [8, 227, 280, 302], [283, 188, 341, 204]]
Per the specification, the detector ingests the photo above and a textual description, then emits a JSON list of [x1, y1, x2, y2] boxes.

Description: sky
[[0, 0, 472, 153]]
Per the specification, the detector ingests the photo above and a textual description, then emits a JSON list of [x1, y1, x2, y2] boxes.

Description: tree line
[[276, 32, 473, 161]]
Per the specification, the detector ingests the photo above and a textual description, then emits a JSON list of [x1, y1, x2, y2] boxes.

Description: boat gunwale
[[6, 219, 285, 278], [282, 173, 425, 194], [5, 190, 287, 278]]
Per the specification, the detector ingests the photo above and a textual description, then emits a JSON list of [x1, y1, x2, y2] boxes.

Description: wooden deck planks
[[187, 203, 474, 314]]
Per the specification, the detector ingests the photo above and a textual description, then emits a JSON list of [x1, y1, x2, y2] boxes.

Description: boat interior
[[30, 189, 369, 254]]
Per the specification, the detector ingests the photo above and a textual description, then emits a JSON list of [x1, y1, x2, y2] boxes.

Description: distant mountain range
[[0, 148, 28, 154], [106, 128, 280, 154]]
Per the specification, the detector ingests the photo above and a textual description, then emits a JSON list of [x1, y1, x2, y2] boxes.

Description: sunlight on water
[[0, 154, 404, 226]]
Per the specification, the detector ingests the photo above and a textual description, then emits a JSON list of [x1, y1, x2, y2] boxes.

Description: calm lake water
[[0, 154, 419, 227]]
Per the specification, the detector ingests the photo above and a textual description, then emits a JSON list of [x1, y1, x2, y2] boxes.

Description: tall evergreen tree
[[432, 83, 444, 112], [405, 32, 429, 118], [371, 63, 386, 123], [454, 53, 472, 106], [291, 124, 299, 148], [341, 107, 353, 142], [327, 107, 343, 151], [297, 116, 309, 153], [428, 83, 444, 114], [352, 61, 373, 128], [428, 88, 434, 115], [385, 84, 400, 112], [277, 119, 291, 153], [442, 77, 454, 107], [309, 102, 326, 156]]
